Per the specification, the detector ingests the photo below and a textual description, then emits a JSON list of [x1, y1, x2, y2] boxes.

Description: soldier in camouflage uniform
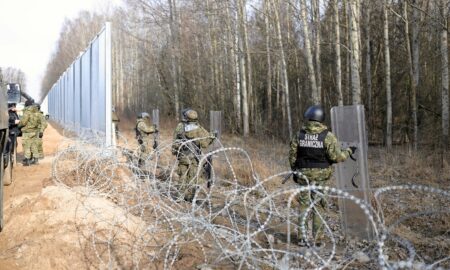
[[172, 109, 216, 202], [19, 101, 42, 166], [35, 104, 48, 159], [289, 105, 356, 244], [136, 112, 158, 166]]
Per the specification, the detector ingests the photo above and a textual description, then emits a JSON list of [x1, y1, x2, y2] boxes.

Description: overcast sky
[[0, 0, 119, 99]]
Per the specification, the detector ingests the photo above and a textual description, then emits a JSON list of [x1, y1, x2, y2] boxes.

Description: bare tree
[[272, 0, 292, 137], [312, 0, 322, 103], [440, 0, 449, 151], [333, 0, 343, 106], [237, 0, 250, 136], [384, 0, 392, 150], [364, 0, 371, 119], [300, 0, 319, 104], [349, 0, 362, 104], [264, 0, 273, 123]]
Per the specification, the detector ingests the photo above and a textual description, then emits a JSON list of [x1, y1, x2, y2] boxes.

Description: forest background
[[3, 0, 450, 152]]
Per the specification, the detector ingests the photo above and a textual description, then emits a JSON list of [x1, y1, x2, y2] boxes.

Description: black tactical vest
[[296, 129, 331, 168]]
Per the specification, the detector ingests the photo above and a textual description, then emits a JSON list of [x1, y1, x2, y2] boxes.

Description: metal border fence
[[47, 22, 112, 145]]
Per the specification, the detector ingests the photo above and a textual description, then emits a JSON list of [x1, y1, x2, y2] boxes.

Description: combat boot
[[22, 158, 31, 166], [30, 157, 39, 165]]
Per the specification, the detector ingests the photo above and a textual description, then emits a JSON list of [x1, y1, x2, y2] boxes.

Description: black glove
[[138, 138, 143, 145], [39, 132, 43, 138], [349, 146, 357, 154]]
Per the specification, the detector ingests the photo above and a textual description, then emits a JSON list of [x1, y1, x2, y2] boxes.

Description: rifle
[[205, 155, 213, 188], [152, 109, 160, 150], [153, 128, 159, 150], [281, 173, 293, 184], [205, 130, 219, 188], [282, 171, 303, 184]]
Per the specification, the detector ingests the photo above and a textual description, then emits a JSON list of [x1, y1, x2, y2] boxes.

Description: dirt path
[[0, 124, 98, 270]]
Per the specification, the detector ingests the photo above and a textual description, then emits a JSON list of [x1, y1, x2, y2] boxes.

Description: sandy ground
[[0, 123, 147, 270]]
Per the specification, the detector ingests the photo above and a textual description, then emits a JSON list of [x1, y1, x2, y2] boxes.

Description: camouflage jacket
[[136, 118, 157, 141], [19, 106, 42, 133], [39, 111, 48, 133], [289, 121, 351, 183], [172, 121, 214, 157]]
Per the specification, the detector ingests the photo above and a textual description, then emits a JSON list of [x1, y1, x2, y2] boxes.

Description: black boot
[[31, 157, 39, 165], [22, 158, 31, 166]]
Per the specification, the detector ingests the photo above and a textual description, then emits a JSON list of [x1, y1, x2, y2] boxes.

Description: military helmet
[[140, 112, 150, 119], [181, 108, 191, 122], [25, 99, 34, 107], [185, 109, 198, 121], [304, 105, 325, 122]]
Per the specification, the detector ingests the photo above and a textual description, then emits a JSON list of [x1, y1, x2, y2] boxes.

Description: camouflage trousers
[[137, 139, 153, 166], [294, 171, 331, 241], [22, 132, 38, 159], [36, 137, 44, 158], [176, 156, 206, 201]]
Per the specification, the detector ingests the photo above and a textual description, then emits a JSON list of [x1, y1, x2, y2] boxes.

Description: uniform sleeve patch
[[184, 123, 199, 132]]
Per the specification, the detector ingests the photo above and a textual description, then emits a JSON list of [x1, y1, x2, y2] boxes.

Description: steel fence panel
[[66, 65, 74, 125], [74, 60, 81, 128], [46, 23, 112, 144], [97, 32, 106, 134], [91, 38, 101, 132], [81, 49, 91, 129]]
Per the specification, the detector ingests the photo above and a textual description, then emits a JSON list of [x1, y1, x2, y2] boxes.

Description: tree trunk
[[225, 1, 241, 131], [237, 0, 249, 136], [411, 0, 420, 151], [344, 1, 351, 103], [264, 0, 272, 124], [364, 0, 372, 120], [313, 0, 322, 104], [333, 0, 343, 106], [272, 0, 292, 137], [404, 1, 418, 151], [168, 0, 180, 119], [384, 1, 392, 150], [240, 0, 253, 133], [441, 0, 449, 151], [300, 0, 319, 104], [349, 0, 362, 104]]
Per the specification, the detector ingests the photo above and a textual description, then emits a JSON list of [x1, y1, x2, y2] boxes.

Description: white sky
[[0, 0, 120, 99]]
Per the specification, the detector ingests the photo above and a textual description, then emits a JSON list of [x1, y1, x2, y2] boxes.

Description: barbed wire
[[50, 134, 450, 270]]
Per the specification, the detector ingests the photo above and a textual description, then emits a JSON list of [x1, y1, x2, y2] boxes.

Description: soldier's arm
[[288, 137, 298, 169], [171, 123, 184, 154], [325, 132, 351, 163], [198, 126, 215, 148], [138, 122, 156, 134], [40, 115, 48, 131], [19, 112, 30, 127]]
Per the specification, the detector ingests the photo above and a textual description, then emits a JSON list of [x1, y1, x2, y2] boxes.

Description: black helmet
[[181, 108, 191, 122], [25, 99, 34, 107], [304, 105, 325, 122]]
